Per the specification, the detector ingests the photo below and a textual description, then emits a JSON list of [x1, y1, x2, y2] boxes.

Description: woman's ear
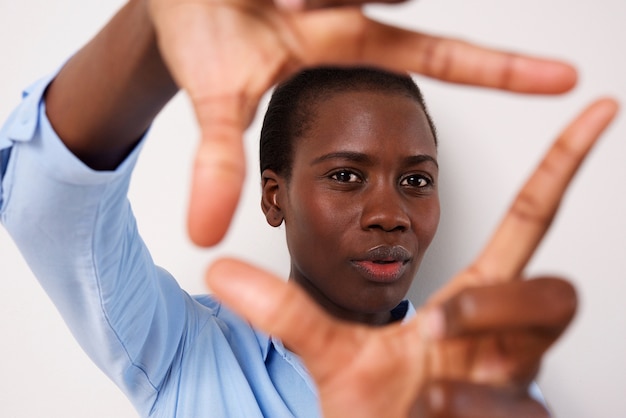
[[261, 169, 284, 227]]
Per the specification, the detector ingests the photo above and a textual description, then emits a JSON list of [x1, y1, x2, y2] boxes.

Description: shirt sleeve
[[0, 73, 206, 415]]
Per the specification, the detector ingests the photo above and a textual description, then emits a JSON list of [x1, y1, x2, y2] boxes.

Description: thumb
[[187, 97, 248, 246], [149, 0, 258, 246], [205, 258, 355, 378]]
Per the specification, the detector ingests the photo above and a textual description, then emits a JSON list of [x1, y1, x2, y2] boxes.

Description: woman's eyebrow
[[311, 152, 438, 168], [311, 151, 372, 165], [404, 155, 439, 169]]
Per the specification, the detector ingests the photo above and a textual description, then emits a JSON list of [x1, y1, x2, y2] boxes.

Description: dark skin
[[262, 90, 439, 325], [47, 0, 577, 243], [41, 0, 617, 416], [208, 98, 618, 417]]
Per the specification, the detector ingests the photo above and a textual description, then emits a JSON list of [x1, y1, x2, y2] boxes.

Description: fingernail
[[274, 0, 305, 11]]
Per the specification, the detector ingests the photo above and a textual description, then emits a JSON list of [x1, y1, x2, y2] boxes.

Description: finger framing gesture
[[147, 0, 578, 246], [206, 98, 618, 417]]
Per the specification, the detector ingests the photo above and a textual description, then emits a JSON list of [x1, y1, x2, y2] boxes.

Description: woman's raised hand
[[147, 0, 578, 246], [205, 98, 618, 417]]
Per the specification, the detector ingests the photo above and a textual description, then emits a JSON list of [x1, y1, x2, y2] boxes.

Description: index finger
[[293, 13, 578, 94], [470, 98, 619, 282]]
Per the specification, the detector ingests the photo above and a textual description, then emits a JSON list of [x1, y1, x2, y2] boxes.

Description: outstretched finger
[[294, 12, 577, 94], [422, 279, 577, 385], [207, 258, 435, 417], [469, 98, 619, 282], [150, 0, 280, 246], [205, 258, 361, 379], [187, 97, 249, 246], [442, 278, 577, 338]]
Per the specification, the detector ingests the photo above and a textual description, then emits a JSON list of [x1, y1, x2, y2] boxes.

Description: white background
[[1, 0, 624, 417]]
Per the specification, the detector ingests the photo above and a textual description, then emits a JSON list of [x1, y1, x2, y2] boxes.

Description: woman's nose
[[360, 185, 410, 233]]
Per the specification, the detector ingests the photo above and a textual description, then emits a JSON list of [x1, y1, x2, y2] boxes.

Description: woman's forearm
[[45, 0, 178, 170]]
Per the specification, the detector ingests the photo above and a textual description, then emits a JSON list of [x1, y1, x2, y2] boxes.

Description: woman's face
[[278, 90, 439, 325]]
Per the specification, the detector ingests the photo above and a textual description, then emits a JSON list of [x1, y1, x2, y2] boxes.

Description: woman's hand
[[205, 98, 618, 417], [147, 0, 578, 246]]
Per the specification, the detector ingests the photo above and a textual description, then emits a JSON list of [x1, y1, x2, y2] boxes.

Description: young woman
[[0, 0, 616, 416], [2, 60, 600, 417], [259, 68, 439, 326], [0, 58, 442, 415]]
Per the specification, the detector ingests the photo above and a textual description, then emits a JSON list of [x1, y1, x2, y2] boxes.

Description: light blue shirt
[[0, 73, 416, 418], [1, 72, 547, 418]]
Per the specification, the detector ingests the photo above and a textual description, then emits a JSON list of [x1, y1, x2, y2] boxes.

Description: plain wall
[[1, 0, 624, 416]]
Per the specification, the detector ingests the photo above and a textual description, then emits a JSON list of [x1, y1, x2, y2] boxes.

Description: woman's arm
[[50, 0, 575, 247], [44, 0, 178, 171]]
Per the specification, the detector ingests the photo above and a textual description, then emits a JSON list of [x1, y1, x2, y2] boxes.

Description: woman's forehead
[[299, 90, 436, 153]]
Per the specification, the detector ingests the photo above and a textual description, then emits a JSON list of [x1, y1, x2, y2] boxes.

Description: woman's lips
[[351, 245, 412, 283], [351, 260, 409, 283]]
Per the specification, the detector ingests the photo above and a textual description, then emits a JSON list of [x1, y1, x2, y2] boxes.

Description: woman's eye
[[400, 174, 431, 188], [330, 170, 361, 183]]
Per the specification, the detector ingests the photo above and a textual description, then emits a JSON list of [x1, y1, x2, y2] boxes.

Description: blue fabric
[[0, 73, 546, 418], [0, 74, 329, 417]]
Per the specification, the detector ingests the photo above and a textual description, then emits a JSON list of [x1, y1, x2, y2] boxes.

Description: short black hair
[[259, 66, 437, 180]]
